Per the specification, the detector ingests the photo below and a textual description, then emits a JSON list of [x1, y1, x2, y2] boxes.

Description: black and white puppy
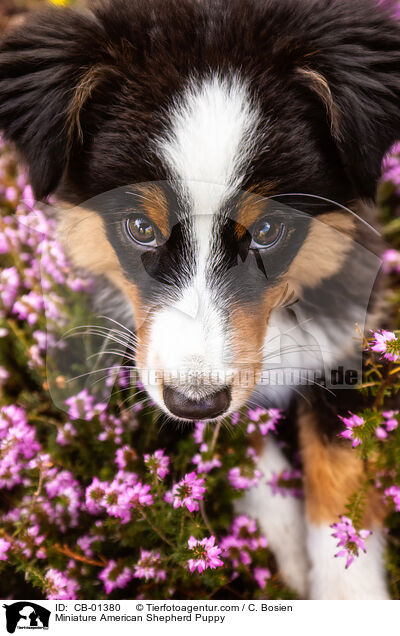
[[0, 0, 399, 599]]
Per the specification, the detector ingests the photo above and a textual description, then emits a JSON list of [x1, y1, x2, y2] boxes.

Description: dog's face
[[1, 0, 399, 420]]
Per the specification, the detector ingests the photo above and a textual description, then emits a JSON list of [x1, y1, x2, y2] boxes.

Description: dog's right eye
[[124, 214, 157, 247]]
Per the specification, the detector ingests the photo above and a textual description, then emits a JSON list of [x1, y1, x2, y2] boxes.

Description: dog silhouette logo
[[3, 602, 50, 633]]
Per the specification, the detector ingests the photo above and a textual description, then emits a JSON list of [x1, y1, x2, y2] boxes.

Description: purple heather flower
[[45, 569, 79, 600], [85, 477, 109, 515], [0, 538, 11, 561], [382, 410, 399, 432], [220, 514, 268, 569], [370, 329, 400, 362], [338, 412, 364, 448], [99, 560, 132, 594], [101, 476, 153, 524], [65, 389, 107, 422], [13, 291, 44, 325], [381, 141, 400, 193], [228, 466, 263, 490], [187, 535, 223, 574], [134, 549, 166, 582], [254, 567, 271, 589], [246, 407, 283, 435], [382, 249, 400, 275], [231, 411, 240, 426], [144, 449, 170, 479], [267, 469, 303, 498], [331, 516, 371, 568], [193, 421, 207, 444], [56, 422, 77, 446], [166, 471, 206, 512], [0, 267, 20, 309], [385, 485, 400, 511], [0, 405, 41, 489], [115, 445, 137, 471], [45, 469, 82, 527], [192, 443, 222, 473]]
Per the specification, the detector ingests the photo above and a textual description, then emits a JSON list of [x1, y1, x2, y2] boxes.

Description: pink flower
[[65, 390, 107, 422], [231, 411, 240, 426], [246, 407, 283, 435], [220, 515, 267, 569], [192, 444, 222, 473], [0, 538, 11, 561], [370, 329, 400, 362], [45, 569, 79, 599], [144, 449, 170, 479], [187, 535, 223, 574], [134, 549, 166, 582], [267, 469, 303, 498], [115, 445, 137, 471], [228, 466, 263, 490], [166, 472, 206, 512], [85, 477, 108, 515], [99, 560, 132, 594], [374, 411, 398, 440], [193, 421, 207, 444], [385, 485, 400, 511], [331, 516, 371, 568], [382, 248, 400, 275], [254, 567, 271, 589], [338, 412, 364, 448]]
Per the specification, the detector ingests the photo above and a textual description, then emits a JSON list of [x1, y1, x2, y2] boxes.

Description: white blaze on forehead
[[158, 74, 262, 214]]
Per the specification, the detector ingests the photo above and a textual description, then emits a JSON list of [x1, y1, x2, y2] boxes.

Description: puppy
[[0, 0, 399, 599]]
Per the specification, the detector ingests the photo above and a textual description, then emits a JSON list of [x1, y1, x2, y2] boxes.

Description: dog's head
[[0, 0, 399, 420]]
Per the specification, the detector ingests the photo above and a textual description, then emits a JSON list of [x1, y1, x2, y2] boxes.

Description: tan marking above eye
[[287, 211, 355, 292], [134, 184, 169, 238], [235, 183, 278, 237]]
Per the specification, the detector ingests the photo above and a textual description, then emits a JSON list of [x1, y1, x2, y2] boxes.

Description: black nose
[[163, 386, 230, 420]]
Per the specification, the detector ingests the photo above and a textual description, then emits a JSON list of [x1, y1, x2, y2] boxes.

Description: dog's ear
[[296, 0, 400, 200], [0, 7, 111, 199]]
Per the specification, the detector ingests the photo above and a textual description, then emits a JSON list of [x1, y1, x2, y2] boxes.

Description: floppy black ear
[[0, 7, 108, 199], [296, 0, 400, 200]]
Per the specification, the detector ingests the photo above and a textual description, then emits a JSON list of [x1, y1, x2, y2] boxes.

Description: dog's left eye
[[125, 214, 157, 247], [250, 218, 285, 249]]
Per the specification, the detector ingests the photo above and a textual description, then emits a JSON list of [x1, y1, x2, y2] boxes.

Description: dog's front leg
[[235, 435, 309, 597], [298, 409, 389, 600]]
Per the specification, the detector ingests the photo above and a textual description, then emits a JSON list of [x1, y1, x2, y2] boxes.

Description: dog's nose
[[163, 385, 230, 420]]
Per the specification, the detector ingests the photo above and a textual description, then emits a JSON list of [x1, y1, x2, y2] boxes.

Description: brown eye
[[125, 215, 157, 246], [250, 218, 285, 249]]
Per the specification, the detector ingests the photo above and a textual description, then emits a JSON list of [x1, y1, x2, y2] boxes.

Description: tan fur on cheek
[[57, 206, 122, 277], [57, 205, 152, 363], [287, 212, 355, 293], [298, 408, 386, 527]]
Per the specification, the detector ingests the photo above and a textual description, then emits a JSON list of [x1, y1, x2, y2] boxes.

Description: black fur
[[0, 0, 399, 203]]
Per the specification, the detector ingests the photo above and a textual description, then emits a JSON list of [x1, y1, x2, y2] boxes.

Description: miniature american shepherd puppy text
[[0, 0, 399, 599]]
